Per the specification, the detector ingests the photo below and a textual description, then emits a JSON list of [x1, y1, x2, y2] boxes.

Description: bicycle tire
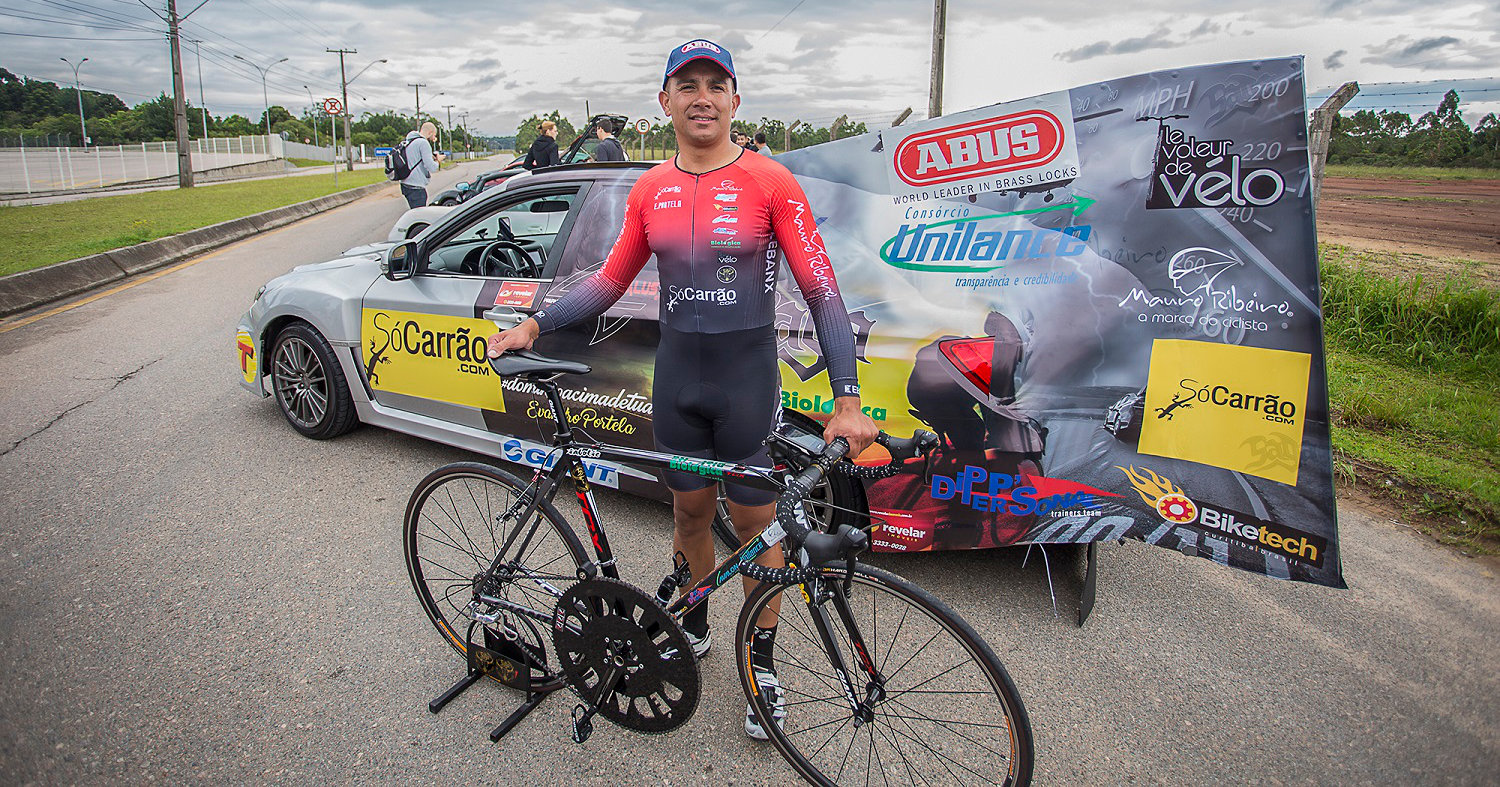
[[737, 563, 1034, 786], [711, 410, 868, 551], [404, 462, 587, 673]]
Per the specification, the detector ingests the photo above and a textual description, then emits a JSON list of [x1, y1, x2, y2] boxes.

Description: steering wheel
[[481, 240, 541, 278]]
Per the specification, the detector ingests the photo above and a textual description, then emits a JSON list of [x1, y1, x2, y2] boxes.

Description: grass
[[1334, 195, 1472, 203], [1320, 244, 1500, 551], [286, 157, 337, 168], [1325, 163, 1500, 180], [0, 169, 387, 276]]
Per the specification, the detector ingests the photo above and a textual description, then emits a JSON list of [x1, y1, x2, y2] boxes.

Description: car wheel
[[404, 222, 429, 239], [270, 323, 358, 440], [437, 198, 457, 206]]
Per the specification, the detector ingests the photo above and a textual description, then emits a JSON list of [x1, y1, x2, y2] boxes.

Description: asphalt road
[[0, 172, 1496, 785]]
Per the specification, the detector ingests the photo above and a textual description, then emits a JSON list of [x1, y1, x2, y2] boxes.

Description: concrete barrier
[[0, 180, 393, 317]]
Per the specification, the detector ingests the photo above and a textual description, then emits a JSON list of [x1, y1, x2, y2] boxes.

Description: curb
[[0, 181, 394, 317]]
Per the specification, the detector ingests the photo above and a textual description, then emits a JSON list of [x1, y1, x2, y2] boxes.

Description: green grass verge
[[1325, 163, 1500, 180], [0, 169, 387, 276], [286, 157, 337, 168], [1320, 244, 1500, 551]]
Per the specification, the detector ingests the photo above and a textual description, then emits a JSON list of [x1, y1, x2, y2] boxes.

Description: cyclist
[[487, 38, 878, 740]]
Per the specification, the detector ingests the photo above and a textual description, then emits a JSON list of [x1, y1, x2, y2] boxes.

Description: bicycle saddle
[[488, 349, 591, 378]]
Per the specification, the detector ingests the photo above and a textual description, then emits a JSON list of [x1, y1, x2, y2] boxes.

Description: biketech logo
[[717, 265, 736, 283], [1118, 465, 1327, 568]]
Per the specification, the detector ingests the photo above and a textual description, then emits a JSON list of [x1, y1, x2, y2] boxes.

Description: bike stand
[[428, 621, 561, 742]]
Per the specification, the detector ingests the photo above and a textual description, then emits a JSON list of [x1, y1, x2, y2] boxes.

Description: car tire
[[437, 198, 457, 206], [270, 323, 358, 440], [404, 222, 429, 239], [709, 410, 868, 552]]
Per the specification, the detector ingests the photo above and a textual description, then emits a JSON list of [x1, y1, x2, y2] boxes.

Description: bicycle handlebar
[[777, 429, 938, 569]]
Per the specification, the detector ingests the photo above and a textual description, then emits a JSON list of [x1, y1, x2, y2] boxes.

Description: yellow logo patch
[[1138, 339, 1310, 485], [236, 331, 257, 386], [361, 309, 505, 412]]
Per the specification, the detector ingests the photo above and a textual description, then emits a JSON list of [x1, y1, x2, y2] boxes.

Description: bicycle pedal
[[570, 704, 594, 744]]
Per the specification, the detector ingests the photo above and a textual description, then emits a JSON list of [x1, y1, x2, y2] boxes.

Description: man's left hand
[[824, 396, 880, 459]]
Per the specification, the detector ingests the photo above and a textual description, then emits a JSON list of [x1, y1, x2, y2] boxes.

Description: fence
[[0, 134, 292, 195]]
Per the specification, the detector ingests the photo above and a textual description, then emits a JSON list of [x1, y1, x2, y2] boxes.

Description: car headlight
[[253, 285, 267, 303]]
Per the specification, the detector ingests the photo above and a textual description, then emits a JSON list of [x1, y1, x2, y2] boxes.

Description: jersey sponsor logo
[[717, 265, 737, 283], [893, 110, 1066, 188], [715, 180, 741, 191], [681, 40, 721, 54], [654, 199, 682, 210], [785, 198, 835, 294], [712, 214, 738, 224], [713, 203, 737, 212], [762, 239, 779, 293], [710, 239, 742, 248], [718, 254, 738, 265], [666, 285, 739, 311], [712, 226, 738, 236], [714, 193, 738, 203], [654, 185, 683, 199]]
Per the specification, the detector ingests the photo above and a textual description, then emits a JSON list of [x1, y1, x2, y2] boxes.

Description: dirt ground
[[1318, 176, 1500, 285]]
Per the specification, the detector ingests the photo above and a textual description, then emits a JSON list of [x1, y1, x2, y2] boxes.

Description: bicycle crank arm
[[570, 660, 626, 744]]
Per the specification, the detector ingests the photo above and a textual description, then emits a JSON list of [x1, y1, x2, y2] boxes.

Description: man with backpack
[[389, 121, 443, 208]]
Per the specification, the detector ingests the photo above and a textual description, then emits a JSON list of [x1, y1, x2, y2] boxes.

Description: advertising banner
[[775, 57, 1344, 588]]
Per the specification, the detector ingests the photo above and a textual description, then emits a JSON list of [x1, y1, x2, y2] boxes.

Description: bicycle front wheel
[[404, 462, 586, 668], [737, 563, 1033, 786]]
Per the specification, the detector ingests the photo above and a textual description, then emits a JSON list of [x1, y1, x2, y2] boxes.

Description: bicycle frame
[[496, 374, 885, 716]]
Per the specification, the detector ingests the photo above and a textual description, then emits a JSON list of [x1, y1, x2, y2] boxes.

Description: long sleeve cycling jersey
[[532, 150, 860, 398]]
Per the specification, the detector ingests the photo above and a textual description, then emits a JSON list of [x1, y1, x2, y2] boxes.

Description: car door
[[359, 183, 590, 438]]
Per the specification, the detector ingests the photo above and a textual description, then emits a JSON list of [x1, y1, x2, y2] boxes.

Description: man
[[487, 39, 878, 741], [523, 120, 561, 169], [399, 121, 443, 209], [592, 119, 627, 162], [754, 132, 772, 155]]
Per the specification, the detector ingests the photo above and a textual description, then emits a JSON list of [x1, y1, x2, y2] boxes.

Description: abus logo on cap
[[894, 110, 1065, 187], [682, 40, 721, 54]]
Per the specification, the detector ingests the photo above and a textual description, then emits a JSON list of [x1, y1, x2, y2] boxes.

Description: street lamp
[[60, 57, 88, 147], [235, 54, 288, 137], [442, 103, 455, 156], [341, 56, 385, 171], [303, 85, 319, 148]]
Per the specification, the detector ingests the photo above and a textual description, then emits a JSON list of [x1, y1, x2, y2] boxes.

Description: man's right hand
[[486, 318, 541, 358]]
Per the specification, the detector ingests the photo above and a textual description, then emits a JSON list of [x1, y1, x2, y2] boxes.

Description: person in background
[[593, 119, 627, 162], [754, 131, 773, 155], [524, 120, 561, 169], [400, 121, 444, 208]]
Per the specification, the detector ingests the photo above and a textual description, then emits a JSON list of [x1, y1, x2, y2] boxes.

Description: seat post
[[539, 377, 575, 442]]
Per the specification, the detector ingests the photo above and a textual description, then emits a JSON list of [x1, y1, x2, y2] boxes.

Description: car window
[[424, 189, 581, 278], [555, 184, 659, 309]]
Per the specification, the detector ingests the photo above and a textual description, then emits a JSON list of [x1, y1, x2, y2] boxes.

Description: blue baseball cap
[[663, 39, 736, 89]]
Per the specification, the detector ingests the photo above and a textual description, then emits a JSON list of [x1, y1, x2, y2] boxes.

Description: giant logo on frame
[[893, 110, 1066, 188]]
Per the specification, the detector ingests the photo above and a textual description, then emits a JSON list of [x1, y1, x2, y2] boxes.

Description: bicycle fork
[[801, 575, 887, 726]]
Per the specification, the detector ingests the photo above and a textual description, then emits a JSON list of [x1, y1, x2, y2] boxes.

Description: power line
[[0, 28, 156, 40]]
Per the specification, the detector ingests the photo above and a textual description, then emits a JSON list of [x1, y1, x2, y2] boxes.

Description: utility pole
[[831, 114, 848, 141], [60, 57, 88, 148], [409, 83, 426, 127], [328, 48, 357, 171], [459, 111, 470, 154], [929, 0, 947, 120], [166, 0, 195, 187], [892, 107, 913, 127], [443, 104, 455, 154]]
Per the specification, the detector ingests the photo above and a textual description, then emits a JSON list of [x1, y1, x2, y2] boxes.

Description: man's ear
[[658, 90, 671, 116]]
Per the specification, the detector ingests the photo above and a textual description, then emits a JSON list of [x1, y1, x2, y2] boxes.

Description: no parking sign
[[323, 98, 343, 116]]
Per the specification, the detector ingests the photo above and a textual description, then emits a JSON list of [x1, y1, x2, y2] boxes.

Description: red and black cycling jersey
[[533, 150, 860, 398]]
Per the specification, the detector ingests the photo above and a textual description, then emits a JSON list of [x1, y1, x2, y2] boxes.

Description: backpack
[[386, 138, 414, 182]]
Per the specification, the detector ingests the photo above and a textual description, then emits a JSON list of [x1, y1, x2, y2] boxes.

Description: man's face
[[659, 59, 739, 149]]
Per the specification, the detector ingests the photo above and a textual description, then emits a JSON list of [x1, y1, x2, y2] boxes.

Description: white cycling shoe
[[685, 625, 711, 659], [744, 665, 787, 740]]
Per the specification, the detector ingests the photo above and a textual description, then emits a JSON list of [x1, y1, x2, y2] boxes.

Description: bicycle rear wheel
[[404, 462, 587, 674], [737, 563, 1033, 786]]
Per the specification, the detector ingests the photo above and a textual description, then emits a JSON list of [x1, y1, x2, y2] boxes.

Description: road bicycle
[[403, 349, 1035, 785]]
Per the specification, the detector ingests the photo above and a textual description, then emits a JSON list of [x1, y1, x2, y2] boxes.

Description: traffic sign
[[634, 118, 651, 133], [323, 97, 343, 116]]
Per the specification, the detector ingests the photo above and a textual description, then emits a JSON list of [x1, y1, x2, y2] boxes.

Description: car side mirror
[[457, 182, 471, 191], [385, 240, 416, 281]]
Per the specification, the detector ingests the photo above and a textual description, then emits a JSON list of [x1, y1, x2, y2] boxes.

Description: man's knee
[[671, 487, 717, 535]]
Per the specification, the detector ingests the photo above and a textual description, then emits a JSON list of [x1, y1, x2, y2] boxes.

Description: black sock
[[750, 625, 777, 671], [683, 601, 709, 638]]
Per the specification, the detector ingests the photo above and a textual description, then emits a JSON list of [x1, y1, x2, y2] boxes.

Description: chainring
[[552, 577, 700, 734]]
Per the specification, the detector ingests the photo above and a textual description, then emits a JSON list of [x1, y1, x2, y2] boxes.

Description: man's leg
[[728, 500, 781, 627], [670, 486, 718, 599]]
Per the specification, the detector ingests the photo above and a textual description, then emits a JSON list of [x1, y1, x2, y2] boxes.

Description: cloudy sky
[[4, 0, 1497, 135]]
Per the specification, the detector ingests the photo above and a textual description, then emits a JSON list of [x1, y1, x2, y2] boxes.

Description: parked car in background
[[427, 164, 525, 206]]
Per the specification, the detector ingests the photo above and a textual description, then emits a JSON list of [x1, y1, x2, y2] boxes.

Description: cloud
[[1324, 49, 1347, 70], [1056, 25, 1177, 62], [1361, 34, 1495, 70]]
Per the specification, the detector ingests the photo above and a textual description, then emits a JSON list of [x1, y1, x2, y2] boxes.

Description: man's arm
[[765, 168, 879, 456]]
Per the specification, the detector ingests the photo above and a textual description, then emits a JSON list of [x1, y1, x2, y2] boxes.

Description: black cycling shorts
[[653, 325, 780, 506]]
